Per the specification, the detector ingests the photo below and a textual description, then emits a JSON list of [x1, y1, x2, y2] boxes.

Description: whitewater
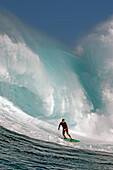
[[0, 9, 113, 169]]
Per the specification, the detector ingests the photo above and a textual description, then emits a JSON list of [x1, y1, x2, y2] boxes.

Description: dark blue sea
[[0, 126, 113, 170]]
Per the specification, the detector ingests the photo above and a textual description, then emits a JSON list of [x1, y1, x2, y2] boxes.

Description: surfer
[[58, 119, 73, 141]]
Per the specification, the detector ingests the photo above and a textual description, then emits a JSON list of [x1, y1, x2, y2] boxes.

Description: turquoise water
[[0, 9, 113, 169]]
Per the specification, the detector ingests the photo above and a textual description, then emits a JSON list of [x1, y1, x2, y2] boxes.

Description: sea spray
[[0, 9, 112, 142]]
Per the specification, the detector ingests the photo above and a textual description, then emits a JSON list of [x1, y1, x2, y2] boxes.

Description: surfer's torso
[[59, 122, 68, 129]]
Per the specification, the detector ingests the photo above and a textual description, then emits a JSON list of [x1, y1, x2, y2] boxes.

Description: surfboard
[[64, 138, 80, 143]]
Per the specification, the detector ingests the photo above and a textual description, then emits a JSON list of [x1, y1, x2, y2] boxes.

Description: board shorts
[[63, 128, 68, 135]]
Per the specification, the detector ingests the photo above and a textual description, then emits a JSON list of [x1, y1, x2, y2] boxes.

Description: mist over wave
[[74, 17, 113, 139], [0, 8, 113, 148]]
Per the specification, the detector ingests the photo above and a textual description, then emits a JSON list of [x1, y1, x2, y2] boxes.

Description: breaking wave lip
[[0, 8, 113, 149]]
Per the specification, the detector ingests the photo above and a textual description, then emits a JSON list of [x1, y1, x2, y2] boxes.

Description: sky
[[0, 0, 113, 46]]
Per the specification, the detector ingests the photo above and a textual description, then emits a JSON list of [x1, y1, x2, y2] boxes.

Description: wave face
[[0, 9, 113, 147]]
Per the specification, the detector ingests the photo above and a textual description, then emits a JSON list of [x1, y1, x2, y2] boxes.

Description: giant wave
[[0, 9, 113, 152]]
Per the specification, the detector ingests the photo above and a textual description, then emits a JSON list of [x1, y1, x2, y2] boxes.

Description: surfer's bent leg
[[66, 129, 72, 139]]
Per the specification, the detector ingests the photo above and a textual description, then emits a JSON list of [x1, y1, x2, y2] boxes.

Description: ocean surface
[[0, 126, 113, 170], [0, 8, 113, 169]]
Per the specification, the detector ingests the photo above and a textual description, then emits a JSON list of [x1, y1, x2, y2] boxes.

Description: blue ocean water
[[0, 9, 113, 169]]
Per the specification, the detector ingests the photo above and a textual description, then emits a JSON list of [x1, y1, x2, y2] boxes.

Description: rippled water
[[0, 126, 113, 170]]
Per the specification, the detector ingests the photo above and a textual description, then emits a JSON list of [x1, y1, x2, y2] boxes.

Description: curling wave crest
[[0, 10, 113, 152]]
